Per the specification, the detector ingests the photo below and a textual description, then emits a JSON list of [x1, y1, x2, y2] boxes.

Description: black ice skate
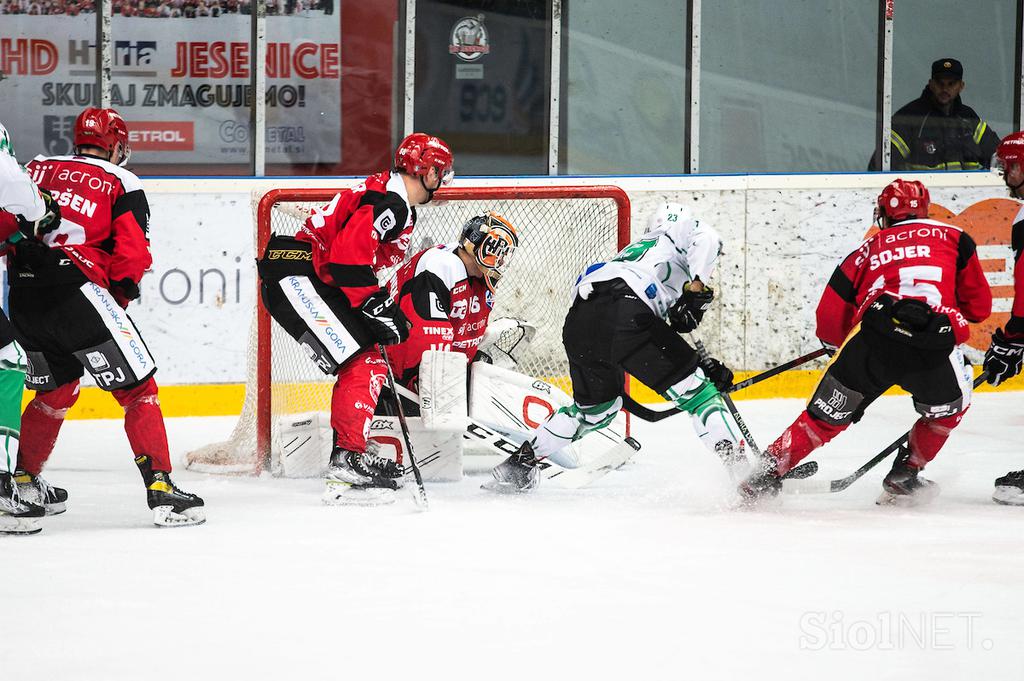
[[737, 457, 783, 504], [877, 451, 939, 507], [0, 472, 45, 535], [992, 469, 1024, 506], [482, 441, 540, 494], [14, 469, 68, 515], [323, 445, 404, 506], [136, 455, 206, 527]]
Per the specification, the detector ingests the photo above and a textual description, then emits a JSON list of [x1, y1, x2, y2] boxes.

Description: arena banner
[[0, 13, 341, 164]]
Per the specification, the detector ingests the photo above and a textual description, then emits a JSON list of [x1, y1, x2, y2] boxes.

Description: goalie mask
[[460, 212, 519, 293]]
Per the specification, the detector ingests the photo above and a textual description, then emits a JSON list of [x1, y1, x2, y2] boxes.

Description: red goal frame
[[254, 185, 632, 474]]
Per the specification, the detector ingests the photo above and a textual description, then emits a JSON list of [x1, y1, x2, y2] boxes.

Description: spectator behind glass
[[871, 58, 1000, 171]]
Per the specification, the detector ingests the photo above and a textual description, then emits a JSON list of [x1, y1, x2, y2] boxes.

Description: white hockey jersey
[[0, 122, 46, 222], [574, 205, 723, 318]]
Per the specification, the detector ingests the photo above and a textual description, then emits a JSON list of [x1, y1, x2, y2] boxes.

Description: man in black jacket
[[870, 58, 1000, 171]]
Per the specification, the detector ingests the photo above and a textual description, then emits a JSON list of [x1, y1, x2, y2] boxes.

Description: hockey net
[[185, 185, 631, 475]]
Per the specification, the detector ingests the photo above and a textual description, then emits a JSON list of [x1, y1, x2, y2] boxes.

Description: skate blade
[[322, 481, 396, 506], [875, 487, 939, 508], [992, 486, 1024, 506], [152, 505, 206, 527], [0, 515, 43, 535], [480, 479, 535, 494]]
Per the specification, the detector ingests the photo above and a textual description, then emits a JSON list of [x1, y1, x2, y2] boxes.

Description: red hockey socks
[[331, 348, 387, 452], [907, 410, 966, 469], [766, 411, 848, 475], [112, 377, 171, 472], [18, 380, 81, 475]]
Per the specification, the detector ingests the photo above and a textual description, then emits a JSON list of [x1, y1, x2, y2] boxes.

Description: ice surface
[[4, 393, 1023, 681]]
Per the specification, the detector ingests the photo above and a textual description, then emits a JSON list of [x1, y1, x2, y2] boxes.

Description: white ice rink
[[4, 391, 1024, 681]]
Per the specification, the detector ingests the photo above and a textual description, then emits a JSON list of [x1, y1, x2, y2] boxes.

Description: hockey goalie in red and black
[[0, 107, 205, 527], [987, 132, 1024, 504], [742, 179, 992, 505], [321, 212, 518, 505]]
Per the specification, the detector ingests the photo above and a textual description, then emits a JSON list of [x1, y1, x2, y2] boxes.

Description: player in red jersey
[[741, 179, 991, 505], [257, 132, 453, 499], [987, 131, 1024, 504], [0, 107, 205, 527], [322, 212, 518, 505]]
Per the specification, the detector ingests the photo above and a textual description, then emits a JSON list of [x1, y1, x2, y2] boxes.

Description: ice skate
[[482, 441, 540, 494], [14, 469, 68, 515], [737, 457, 783, 505], [323, 445, 403, 506], [992, 469, 1024, 506], [136, 456, 206, 527], [0, 472, 44, 535], [877, 454, 939, 507], [715, 439, 751, 482]]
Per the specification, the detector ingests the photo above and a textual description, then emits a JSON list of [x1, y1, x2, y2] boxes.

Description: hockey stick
[[784, 372, 988, 494], [390, 382, 640, 489], [618, 347, 829, 423], [378, 345, 429, 509], [691, 337, 764, 458]]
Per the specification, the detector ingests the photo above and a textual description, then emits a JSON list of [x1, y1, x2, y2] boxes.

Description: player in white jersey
[[0, 122, 60, 534], [485, 203, 742, 492]]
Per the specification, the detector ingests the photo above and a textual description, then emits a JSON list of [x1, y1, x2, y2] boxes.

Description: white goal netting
[[185, 185, 630, 474]]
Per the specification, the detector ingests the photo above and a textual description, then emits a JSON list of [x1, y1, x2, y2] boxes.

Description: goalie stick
[[379, 346, 429, 510], [391, 383, 639, 489], [619, 347, 829, 423], [783, 372, 988, 495]]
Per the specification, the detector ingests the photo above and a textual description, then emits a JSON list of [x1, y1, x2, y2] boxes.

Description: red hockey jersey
[[817, 218, 992, 346], [384, 244, 493, 386], [295, 171, 415, 308], [0, 154, 151, 290]]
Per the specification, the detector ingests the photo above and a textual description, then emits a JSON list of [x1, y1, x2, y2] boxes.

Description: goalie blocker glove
[[359, 288, 411, 346], [984, 328, 1024, 386], [668, 284, 714, 333]]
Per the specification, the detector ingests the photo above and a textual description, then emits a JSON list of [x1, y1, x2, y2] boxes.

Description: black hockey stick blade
[[782, 460, 818, 480]]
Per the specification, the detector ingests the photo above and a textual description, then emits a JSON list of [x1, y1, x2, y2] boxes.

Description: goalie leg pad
[[419, 350, 467, 432]]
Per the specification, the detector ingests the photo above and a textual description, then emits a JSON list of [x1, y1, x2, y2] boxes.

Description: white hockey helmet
[[645, 202, 696, 234]]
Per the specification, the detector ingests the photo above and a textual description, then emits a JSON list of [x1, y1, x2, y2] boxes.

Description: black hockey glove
[[16, 188, 62, 239], [12, 236, 59, 273], [668, 285, 715, 333], [110, 278, 141, 302], [700, 356, 733, 392], [984, 328, 1024, 386], [359, 288, 410, 346]]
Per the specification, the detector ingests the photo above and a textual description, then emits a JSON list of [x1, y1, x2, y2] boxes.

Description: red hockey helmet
[[74, 107, 131, 166], [994, 131, 1024, 173], [394, 133, 454, 185], [875, 179, 930, 225]]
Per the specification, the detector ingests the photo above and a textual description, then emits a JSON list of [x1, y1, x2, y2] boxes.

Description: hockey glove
[[12, 237, 59, 273], [359, 288, 411, 346], [668, 284, 715, 333], [984, 328, 1024, 386], [16, 188, 61, 239], [110, 278, 141, 307], [701, 356, 733, 392]]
